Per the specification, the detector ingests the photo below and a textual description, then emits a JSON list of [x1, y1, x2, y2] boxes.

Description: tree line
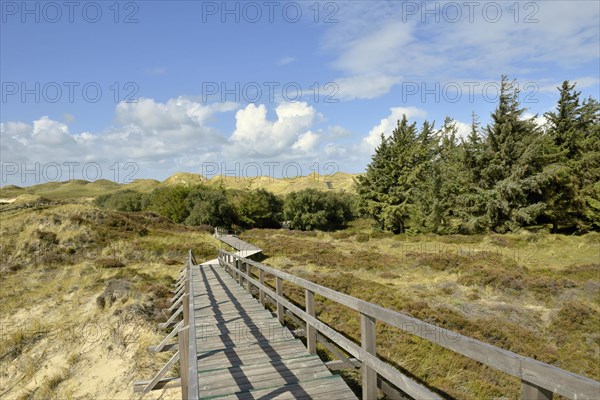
[[94, 185, 356, 231], [356, 77, 600, 234]]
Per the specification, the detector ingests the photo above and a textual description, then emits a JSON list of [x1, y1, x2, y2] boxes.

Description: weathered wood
[[193, 262, 356, 399], [305, 289, 317, 355], [220, 250, 600, 400], [317, 333, 358, 370], [258, 269, 266, 306], [231, 267, 441, 400], [168, 294, 183, 312], [326, 358, 361, 371], [186, 255, 199, 400], [522, 380, 553, 400], [149, 320, 183, 352], [158, 305, 182, 329], [361, 313, 377, 400], [245, 262, 252, 292], [379, 377, 408, 400], [178, 325, 189, 399], [276, 276, 284, 324], [142, 350, 180, 393], [133, 377, 180, 392], [169, 286, 184, 303]]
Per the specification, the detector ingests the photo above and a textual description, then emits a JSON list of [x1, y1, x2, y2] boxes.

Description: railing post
[[276, 277, 284, 324], [240, 260, 246, 288], [178, 325, 189, 400], [259, 269, 265, 306], [245, 263, 252, 292], [361, 313, 377, 400], [521, 380, 553, 400], [305, 289, 316, 354]]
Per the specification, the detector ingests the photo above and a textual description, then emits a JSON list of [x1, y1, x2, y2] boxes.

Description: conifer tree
[[356, 116, 420, 232], [479, 76, 556, 232]]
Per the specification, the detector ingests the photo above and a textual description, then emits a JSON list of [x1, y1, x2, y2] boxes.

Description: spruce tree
[[479, 76, 557, 232], [356, 115, 420, 233]]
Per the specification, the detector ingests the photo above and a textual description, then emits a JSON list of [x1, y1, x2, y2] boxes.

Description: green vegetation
[[236, 188, 283, 228], [0, 76, 597, 399], [356, 77, 600, 234], [240, 224, 600, 399], [92, 184, 356, 232], [283, 189, 355, 230]]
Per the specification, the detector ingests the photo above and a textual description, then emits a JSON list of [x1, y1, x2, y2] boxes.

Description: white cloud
[[228, 102, 317, 157], [278, 56, 295, 65], [321, 1, 600, 100], [523, 112, 548, 129], [335, 75, 402, 100], [455, 121, 471, 140], [538, 77, 600, 93], [115, 97, 238, 131], [1, 97, 237, 172], [363, 106, 427, 150], [292, 131, 320, 153]]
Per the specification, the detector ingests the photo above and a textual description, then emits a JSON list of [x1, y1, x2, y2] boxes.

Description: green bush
[[94, 190, 144, 212], [283, 189, 354, 231], [237, 189, 283, 228], [185, 185, 236, 227], [143, 186, 190, 223]]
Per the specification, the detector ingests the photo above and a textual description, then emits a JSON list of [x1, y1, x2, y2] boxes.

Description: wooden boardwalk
[[136, 234, 600, 400], [192, 261, 357, 399]]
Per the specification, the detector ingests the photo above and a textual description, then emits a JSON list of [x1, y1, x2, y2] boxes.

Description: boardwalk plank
[[192, 261, 356, 399]]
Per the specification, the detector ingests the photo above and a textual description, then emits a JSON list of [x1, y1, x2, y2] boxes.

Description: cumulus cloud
[[454, 120, 472, 140], [228, 102, 319, 157], [292, 131, 320, 153], [115, 97, 238, 130], [362, 106, 427, 150], [1, 97, 238, 174]]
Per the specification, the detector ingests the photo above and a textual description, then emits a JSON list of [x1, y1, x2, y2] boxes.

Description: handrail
[[185, 250, 199, 399], [217, 249, 600, 400]]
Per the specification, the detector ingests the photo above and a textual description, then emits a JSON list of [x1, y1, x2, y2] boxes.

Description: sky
[[1, 0, 599, 186]]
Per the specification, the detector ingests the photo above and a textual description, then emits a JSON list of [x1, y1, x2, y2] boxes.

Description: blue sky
[[1, 0, 599, 186]]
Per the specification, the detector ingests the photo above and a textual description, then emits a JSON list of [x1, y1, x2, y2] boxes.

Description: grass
[[240, 223, 600, 399], [1, 198, 597, 399], [0, 203, 211, 399]]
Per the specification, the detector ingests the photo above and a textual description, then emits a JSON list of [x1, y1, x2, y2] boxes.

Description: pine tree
[[356, 115, 420, 233], [478, 76, 557, 232], [543, 82, 600, 231], [577, 97, 600, 230], [412, 118, 468, 233]]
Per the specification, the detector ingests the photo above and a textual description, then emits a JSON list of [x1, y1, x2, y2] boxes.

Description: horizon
[[0, 169, 361, 189], [2, 1, 599, 187]]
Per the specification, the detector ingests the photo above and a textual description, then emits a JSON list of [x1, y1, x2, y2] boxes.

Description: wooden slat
[[192, 262, 356, 399], [227, 265, 442, 400]]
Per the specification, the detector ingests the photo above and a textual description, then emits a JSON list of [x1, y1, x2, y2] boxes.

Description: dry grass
[[1, 201, 596, 399], [0, 203, 219, 399], [240, 224, 600, 399]]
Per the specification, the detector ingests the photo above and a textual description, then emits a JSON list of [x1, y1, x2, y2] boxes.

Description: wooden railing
[[217, 250, 600, 400], [181, 250, 200, 398], [214, 226, 238, 237], [133, 250, 199, 398]]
